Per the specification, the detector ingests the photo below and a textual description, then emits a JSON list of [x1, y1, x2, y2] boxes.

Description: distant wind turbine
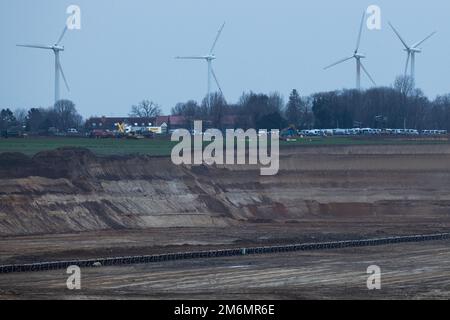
[[324, 12, 376, 90], [388, 22, 436, 82], [176, 22, 226, 108], [17, 25, 71, 105]]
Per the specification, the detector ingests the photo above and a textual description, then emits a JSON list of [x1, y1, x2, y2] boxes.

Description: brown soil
[[1, 144, 450, 299], [1, 145, 450, 237], [1, 241, 450, 300]]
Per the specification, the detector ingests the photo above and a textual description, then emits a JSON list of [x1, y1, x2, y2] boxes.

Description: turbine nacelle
[[406, 47, 422, 53], [354, 53, 366, 59], [52, 45, 65, 52]]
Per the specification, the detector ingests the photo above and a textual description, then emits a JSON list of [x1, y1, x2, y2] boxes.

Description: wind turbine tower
[[388, 22, 436, 83], [17, 25, 71, 105], [324, 12, 376, 90], [176, 22, 226, 108]]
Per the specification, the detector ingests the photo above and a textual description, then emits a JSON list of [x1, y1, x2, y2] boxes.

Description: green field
[[0, 136, 448, 157], [0, 137, 178, 156]]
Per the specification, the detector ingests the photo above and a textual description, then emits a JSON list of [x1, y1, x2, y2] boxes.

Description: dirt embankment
[[1, 145, 450, 236]]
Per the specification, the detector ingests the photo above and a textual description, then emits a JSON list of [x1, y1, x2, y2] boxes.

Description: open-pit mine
[[1, 144, 450, 299]]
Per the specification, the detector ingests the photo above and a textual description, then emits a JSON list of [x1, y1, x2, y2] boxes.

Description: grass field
[[0, 136, 448, 156], [0, 137, 178, 156]]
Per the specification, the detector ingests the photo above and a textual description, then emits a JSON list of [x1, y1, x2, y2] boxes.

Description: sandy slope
[[1, 145, 450, 236]]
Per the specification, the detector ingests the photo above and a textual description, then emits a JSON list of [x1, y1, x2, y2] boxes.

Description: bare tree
[[202, 93, 228, 128], [52, 100, 83, 131], [130, 100, 162, 118], [14, 108, 28, 126], [394, 75, 415, 97], [236, 91, 286, 129], [172, 100, 206, 130], [268, 92, 285, 114], [172, 100, 204, 118]]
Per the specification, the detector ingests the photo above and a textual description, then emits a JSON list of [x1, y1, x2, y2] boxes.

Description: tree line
[[172, 76, 450, 131], [3, 75, 450, 136], [0, 100, 82, 136]]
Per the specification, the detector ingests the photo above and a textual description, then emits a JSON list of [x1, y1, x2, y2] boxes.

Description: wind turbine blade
[[412, 31, 437, 48], [211, 67, 224, 97], [57, 60, 70, 92], [209, 22, 225, 54], [17, 44, 53, 50], [388, 22, 410, 49], [355, 11, 366, 53], [175, 56, 206, 60], [360, 62, 376, 86], [404, 52, 410, 77], [56, 25, 68, 45], [324, 56, 354, 70]]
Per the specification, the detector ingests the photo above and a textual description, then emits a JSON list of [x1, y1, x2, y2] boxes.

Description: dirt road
[[1, 241, 450, 299]]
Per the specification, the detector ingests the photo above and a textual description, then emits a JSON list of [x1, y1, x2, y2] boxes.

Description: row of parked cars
[[299, 128, 448, 137]]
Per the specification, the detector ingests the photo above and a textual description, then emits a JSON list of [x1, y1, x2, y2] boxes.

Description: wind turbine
[[388, 22, 436, 82], [324, 12, 376, 90], [17, 25, 71, 105], [176, 22, 226, 108]]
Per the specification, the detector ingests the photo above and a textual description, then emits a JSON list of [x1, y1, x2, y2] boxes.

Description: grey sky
[[0, 0, 448, 118]]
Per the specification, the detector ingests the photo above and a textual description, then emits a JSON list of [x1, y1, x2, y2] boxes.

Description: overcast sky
[[0, 0, 448, 118]]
